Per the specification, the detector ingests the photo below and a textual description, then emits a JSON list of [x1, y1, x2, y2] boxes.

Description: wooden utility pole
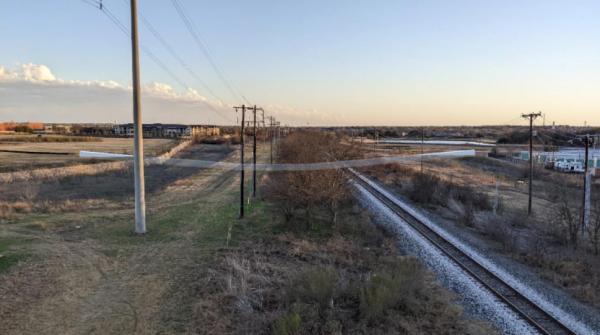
[[252, 105, 257, 197], [581, 135, 593, 234], [522, 111, 542, 215], [269, 116, 275, 164], [246, 105, 264, 198], [130, 0, 146, 234], [261, 109, 266, 144], [420, 127, 425, 174], [234, 105, 246, 218]]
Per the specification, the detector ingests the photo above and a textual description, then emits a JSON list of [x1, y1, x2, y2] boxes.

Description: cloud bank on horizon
[[0, 63, 330, 126]]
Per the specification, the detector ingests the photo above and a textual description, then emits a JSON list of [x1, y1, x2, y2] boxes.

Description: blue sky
[[1, 0, 599, 125]]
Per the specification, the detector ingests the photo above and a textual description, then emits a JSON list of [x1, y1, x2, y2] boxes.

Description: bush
[[407, 173, 446, 205], [405, 171, 491, 214], [290, 268, 338, 311], [480, 215, 517, 252], [359, 258, 424, 322], [452, 184, 491, 211], [272, 312, 301, 335]]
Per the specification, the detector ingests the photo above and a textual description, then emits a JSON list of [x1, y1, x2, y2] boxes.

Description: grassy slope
[[0, 145, 493, 334]]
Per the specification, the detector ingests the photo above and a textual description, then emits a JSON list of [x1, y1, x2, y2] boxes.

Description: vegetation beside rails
[[366, 157, 600, 308], [252, 131, 496, 334]]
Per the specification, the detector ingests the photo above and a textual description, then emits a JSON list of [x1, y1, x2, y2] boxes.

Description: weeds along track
[[348, 169, 575, 335]]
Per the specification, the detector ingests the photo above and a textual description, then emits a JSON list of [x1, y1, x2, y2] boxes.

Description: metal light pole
[[130, 0, 146, 234]]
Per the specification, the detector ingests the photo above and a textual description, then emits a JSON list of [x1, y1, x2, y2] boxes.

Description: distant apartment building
[[72, 124, 114, 136], [113, 123, 220, 138], [50, 124, 73, 134]]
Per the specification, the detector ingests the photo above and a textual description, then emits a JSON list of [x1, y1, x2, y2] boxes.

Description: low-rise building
[[516, 149, 600, 173], [112, 123, 220, 138]]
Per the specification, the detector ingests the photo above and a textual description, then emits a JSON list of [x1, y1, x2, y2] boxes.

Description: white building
[[516, 148, 600, 173]]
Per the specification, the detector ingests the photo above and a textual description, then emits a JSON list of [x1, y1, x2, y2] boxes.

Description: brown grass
[[0, 135, 100, 142], [0, 140, 191, 184]]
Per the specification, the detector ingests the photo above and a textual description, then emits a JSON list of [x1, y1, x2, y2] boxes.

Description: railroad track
[[349, 169, 576, 335]]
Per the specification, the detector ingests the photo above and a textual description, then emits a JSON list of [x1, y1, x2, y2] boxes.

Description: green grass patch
[[0, 238, 29, 273], [84, 185, 274, 253]]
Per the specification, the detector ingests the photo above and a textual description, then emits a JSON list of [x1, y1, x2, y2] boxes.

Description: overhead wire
[[78, 0, 234, 123], [79, 0, 102, 9], [116, 0, 228, 109], [170, 0, 251, 105]]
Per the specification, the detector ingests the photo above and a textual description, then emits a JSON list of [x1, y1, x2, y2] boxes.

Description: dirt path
[[0, 143, 253, 334]]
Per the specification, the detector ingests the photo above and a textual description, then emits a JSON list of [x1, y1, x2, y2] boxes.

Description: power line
[[118, 0, 228, 108], [80, 0, 234, 123], [170, 0, 251, 105], [79, 0, 102, 9]]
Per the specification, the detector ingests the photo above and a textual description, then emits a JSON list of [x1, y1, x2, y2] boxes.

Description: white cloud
[[144, 82, 175, 97], [20, 63, 56, 81], [0, 63, 325, 126], [0, 63, 57, 82], [0, 63, 234, 124]]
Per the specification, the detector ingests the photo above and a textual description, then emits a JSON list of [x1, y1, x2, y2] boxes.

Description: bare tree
[[552, 180, 580, 249], [264, 131, 356, 229]]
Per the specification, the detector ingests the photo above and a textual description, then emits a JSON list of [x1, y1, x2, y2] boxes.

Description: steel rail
[[349, 170, 576, 335]]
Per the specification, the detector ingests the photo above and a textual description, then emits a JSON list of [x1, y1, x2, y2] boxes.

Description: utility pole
[[252, 105, 257, 198], [261, 109, 266, 144], [522, 111, 542, 216], [234, 105, 246, 218], [581, 135, 593, 234], [523, 112, 541, 215], [269, 116, 275, 164], [130, 0, 146, 234], [421, 127, 425, 174], [593, 135, 599, 177]]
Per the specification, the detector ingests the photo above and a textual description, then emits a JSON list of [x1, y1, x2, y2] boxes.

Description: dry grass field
[[0, 143, 234, 221], [0, 138, 495, 334], [0, 135, 179, 172]]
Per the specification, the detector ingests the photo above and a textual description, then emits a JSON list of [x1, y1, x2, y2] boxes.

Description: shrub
[[480, 215, 517, 252], [451, 184, 491, 211], [359, 258, 424, 322], [457, 203, 476, 227], [407, 173, 445, 205], [272, 312, 301, 335], [290, 268, 338, 311], [405, 171, 491, 215]]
